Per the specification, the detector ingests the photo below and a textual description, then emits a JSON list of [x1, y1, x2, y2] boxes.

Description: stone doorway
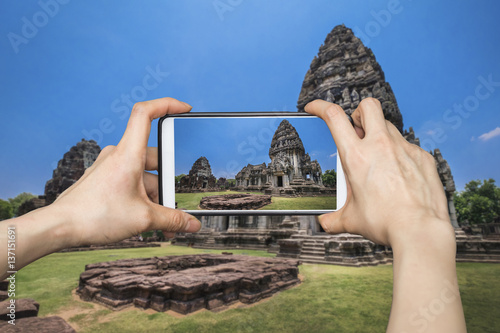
[[277, 176, 283, 187], [202, 182, 207, 189]]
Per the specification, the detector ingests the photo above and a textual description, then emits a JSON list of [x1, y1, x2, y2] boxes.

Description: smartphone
[[158, 112, 346, 216]]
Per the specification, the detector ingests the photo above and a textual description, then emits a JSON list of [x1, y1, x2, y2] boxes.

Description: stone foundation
[[77, 254, 301, 315], [277, 234, 392, 266], [200, 194, 272, 210]]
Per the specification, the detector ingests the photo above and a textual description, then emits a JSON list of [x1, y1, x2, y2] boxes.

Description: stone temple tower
[[268, 120, 322, 189], [297, 24, 403, 132], [296, 24, 458, 227]]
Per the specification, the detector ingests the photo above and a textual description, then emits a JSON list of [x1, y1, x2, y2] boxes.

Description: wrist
[[388, 216, 456, 257], [24, 203, 75, 252]]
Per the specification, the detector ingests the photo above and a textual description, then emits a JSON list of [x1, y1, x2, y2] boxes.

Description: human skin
[[0, 98, 201, 280], [305, 98, 466, 333]]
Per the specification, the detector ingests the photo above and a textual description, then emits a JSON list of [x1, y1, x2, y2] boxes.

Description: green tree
[[0, 199, 13, 220], [454, 178, 500, 225], [322, 169, 337, 187], [8, 192, 36, 216], [175, 174, 186, 185], [226, 179, 236, 188]]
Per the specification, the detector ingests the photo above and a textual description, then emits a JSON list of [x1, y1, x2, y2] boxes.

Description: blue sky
[[173, 117, 337, 178], [1, 0, 499, 199]]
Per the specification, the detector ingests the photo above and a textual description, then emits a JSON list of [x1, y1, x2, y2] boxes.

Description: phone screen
[[160, 114, 343, 214]]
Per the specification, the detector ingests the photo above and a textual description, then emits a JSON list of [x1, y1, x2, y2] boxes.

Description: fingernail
[[182, 101, 192, 110], [184, 216, 201, 232]]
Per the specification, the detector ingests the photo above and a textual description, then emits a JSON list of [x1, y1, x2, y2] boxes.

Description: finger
[[118, 97, 192, 156], [318, 210, 347, 234], [305, 100, 359, 155], [145, 147, 158, 171], [150, 205, 201, 233], [354, 125, 365, 139], [386, 120, 406, 143], [162, 231, 176, 239], [351, 98, 388, 137], [143, 172, 159, 203]]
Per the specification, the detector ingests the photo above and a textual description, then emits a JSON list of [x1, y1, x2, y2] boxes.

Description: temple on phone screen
[[174, 117, 337, 211]]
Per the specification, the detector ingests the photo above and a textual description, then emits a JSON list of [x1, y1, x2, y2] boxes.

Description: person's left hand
[[52, 97, 201, 246]]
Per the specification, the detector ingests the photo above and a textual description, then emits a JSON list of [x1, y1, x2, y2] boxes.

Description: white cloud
[[329, 152, 337, 158], [478, 127, 500, 142]]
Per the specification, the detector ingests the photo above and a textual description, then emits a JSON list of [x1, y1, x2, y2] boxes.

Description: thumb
[[150, 205, 201, 233], [318, 210, 347, 234]]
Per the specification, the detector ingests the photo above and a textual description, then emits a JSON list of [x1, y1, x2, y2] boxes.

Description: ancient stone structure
[[0, 317, 76, 333], [278, 234, 392, 267], [178, 157, 217, 192], [297, 24, 403, 132], [171, 24, 500, 265], [45, 139, 101, 204], [18, 139, 101, 215], [200, 194, 272, 210], [432, 148, 459, 228], [77, 254, 300, 314], [0, 292, 75, 332], [235, 120, 332, 196]]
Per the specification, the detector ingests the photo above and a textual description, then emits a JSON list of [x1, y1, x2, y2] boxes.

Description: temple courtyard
[[13, 244, 500, 332], [176, 191, 336, 211]]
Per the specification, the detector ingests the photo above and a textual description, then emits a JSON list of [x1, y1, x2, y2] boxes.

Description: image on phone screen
[[170, 116, 338, 212]]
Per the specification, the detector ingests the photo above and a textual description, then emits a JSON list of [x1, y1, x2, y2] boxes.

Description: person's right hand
[[305, 98, 454, 248]]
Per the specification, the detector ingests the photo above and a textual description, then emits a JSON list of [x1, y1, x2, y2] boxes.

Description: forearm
[[387, 220, 467, 333], [0, 205, 73, 280]]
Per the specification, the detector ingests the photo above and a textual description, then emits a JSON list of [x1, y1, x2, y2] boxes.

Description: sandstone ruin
[[173, 24, 500, 265], [177, 156, 217, 192], [235, 120, 333, 197], [77, 254, 301, 315], [18, 139, 101, 215], [200, 194, 272, 210]]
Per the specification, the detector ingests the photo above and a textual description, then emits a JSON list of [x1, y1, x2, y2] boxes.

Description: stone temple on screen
[[235, 119, 333, 196]]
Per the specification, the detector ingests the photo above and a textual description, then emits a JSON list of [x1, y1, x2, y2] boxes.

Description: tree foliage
[[454, 178, 500, 225], [175, 174, 186, 185], [322, 169, 337, 187], [0, 199, 13, 220], [8, 192, 36, 216]]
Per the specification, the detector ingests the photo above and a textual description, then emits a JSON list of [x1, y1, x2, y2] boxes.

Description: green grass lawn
[[176, 191, 263, 210], [262, 196, 336, 210], [14, 245, 500, 333], [176, 191, 336, 210]]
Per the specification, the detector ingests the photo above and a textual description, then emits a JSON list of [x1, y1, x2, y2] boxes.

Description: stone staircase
[[280, 233, 392, 266], [290, 234, 329, 264]]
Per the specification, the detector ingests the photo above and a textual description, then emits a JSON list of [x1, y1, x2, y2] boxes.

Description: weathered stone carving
[[0, 295, 75, 332], [18, 139, 101, 215], [77, 254, 301, 314], [45, 139, 101, 204], [200, 194, 272, 210], [297, 24, 404, 132], [178, 157, 217, 192], [235, 120, 333, 196]]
